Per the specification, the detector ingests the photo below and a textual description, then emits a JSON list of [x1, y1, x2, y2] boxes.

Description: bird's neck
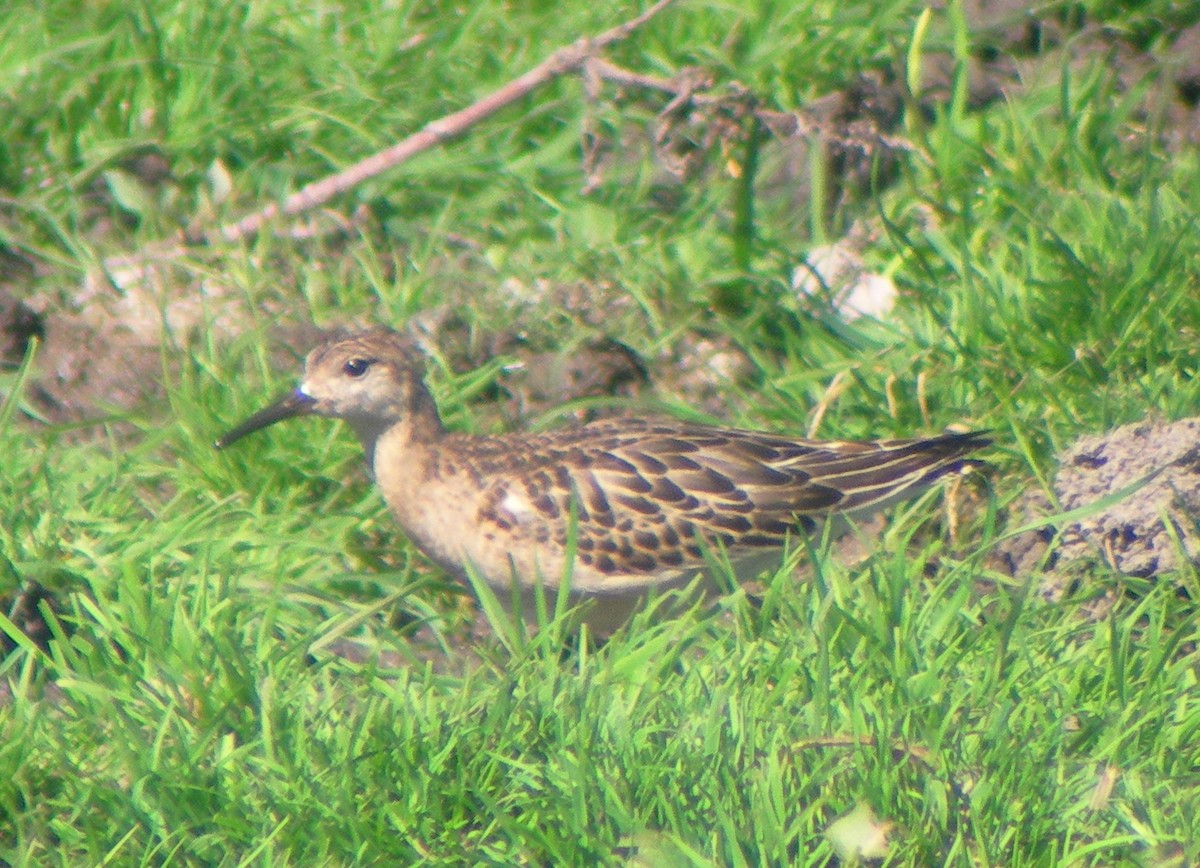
[[348, 392, 445, 475]]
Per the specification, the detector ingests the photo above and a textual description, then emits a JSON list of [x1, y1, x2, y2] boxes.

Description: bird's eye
[[343, 358, 371, 377]]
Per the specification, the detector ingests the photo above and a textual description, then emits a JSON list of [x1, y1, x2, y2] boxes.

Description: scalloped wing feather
[[470, 419, 988, 580]]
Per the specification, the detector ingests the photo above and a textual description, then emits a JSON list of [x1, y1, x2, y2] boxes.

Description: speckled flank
[[219, 327, 990, 632]]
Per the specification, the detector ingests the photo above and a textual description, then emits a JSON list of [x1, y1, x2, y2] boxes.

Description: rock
[[1051, 419, 1200, 577], [792, 240, 897, 321]]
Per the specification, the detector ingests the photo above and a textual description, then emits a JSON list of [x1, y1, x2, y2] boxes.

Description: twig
[[586, 57, 679, 94], [185, 0, 678, 248]]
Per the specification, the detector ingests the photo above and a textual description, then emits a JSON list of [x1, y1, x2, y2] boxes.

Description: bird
[[216, 327, 988, 634]]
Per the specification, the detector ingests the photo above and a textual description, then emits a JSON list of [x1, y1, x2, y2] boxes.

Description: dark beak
[[215, 389, 317, 449]]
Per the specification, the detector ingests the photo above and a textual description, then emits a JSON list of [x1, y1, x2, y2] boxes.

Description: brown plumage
[[217, 328, 988, 633]]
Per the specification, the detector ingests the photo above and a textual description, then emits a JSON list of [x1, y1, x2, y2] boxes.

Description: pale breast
[[372, 429, 576, 594]]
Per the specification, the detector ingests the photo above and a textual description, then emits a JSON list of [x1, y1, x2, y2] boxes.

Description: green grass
[[3, 0, 1200, 863]]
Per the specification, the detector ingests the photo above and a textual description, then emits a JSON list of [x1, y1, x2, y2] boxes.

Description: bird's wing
[[517, 420, 987, 578]]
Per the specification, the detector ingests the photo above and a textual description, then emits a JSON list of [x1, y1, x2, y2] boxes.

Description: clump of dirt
[[0, 289, 44, 365], [663, 333, 755, 418], [405, 280, 761, 427], [0, 582, 62, 664], [996, 419, 1200, 601], [503, 339, 648, 420], [1055, 420, 1200, 575]]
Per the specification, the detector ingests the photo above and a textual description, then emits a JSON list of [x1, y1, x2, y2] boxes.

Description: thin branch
[[187, 0, 678, 247], [585, 57, 679, 94]]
